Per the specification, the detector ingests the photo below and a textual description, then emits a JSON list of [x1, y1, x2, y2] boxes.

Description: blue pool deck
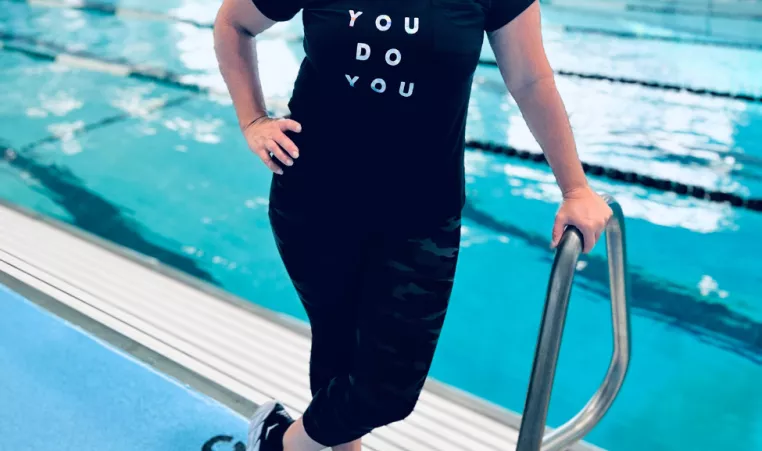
[[0, 201, 602, 451], [0, 278, 248, 450]]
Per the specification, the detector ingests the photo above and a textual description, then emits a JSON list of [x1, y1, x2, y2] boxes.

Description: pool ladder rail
[[516, 196, 632, 451]]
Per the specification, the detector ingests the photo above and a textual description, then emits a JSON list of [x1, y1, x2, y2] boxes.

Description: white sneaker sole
[[247, 400, 278, 451]]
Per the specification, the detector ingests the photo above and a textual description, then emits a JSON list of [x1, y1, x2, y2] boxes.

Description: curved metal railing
[[515, 196, 631, 451]]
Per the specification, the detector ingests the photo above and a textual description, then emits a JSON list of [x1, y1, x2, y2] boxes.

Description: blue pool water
[[1, 1, 761, 450], [0, 283, 247, 450]]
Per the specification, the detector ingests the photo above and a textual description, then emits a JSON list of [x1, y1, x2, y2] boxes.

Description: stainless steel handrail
[[515, 196, 631, 451]]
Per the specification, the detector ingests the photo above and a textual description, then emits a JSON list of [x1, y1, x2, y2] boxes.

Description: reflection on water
[[3, 0, 761, 197], [462, 199, 762, 364], [469, 156, 733, 233], [469, 73, 762, 197], [1, 142, 217, 283]]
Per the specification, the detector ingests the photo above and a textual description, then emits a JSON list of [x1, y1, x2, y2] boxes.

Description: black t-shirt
[[255, 0, 535, 226]]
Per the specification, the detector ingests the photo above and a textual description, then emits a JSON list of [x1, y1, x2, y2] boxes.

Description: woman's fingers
[[278, 118, 303, 134], [552, 189, 613, 254], [577, 217, 610, 254], [265, 139, 293, 167], [580, 223, 596, 254], [273, 132, 300, 159], [550, 213, 567, 248], [243, 117, 303, 174], [255, 146, 283, 175]]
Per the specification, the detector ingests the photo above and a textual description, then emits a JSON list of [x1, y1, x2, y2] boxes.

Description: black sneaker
[[247, 401, 294, 451]]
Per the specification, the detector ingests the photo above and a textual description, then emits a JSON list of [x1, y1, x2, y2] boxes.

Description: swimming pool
[[1, 1, 761, 450]]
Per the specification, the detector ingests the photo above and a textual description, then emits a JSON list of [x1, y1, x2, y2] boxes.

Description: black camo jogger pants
[[269, 203, 461, 446]]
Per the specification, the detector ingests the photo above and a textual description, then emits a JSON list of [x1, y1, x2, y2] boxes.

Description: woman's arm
[[487, 2, 611, 252], [214, 0, 301, 174], [214, 0, 274, 130]]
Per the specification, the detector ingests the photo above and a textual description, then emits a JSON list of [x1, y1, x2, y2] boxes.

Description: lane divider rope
[[476, 59, 762, 104], [0, 31, 210, 94], [625, 3, 762, 21], [7, 0, 214, 29], [13, 0, 762, 52], [541, 0, 762, 21], [6, 0, 762, 105], [14, 96, 195, 153], [561, 25, 762, 51], [0, 31, 289, 113], [466, 140, 762, 213], [0, 31, 285, 148], [0, 30, 759, 213]]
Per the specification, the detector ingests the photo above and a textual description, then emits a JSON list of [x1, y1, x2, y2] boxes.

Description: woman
[[214, 0, 612, 449]]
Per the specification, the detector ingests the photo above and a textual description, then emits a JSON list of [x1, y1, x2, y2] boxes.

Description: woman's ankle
[[332, 439, 362, 451], [282, 417, 325, 451]]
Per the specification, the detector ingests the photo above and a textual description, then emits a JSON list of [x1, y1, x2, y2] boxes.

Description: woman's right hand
[[243, 116, 302, 175]]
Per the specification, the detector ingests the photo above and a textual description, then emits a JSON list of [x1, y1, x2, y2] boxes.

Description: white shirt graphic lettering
[[344, 10, 418, 98]]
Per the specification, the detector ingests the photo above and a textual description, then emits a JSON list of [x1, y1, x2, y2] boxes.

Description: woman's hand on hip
[[243, 116, 302, 175], [551, 186, 613, 254]]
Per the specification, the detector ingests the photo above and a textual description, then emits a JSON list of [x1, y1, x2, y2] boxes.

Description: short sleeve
[[252, 0, 302, 22], [484, 0, 536, 32]]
